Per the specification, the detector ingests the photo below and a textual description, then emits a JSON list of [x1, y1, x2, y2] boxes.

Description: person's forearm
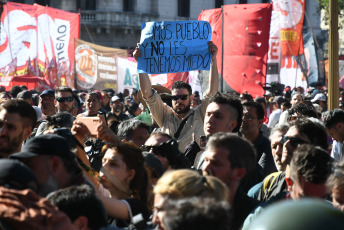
[[139, 73, 153, 99], [206, 56, 219, 96]]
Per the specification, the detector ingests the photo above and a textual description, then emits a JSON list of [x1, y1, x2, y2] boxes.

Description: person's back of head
[[290, 118, 328, 150], [154, 169, 229, 201], [47, 184, 108, 230], [162, 197, 230, 230], [207, 132, 256, 174], [245, 199, 344, 230], [9, 86, 22, 98], [117, 119, 150, 143], [290, 144, 332, 185], [323, 109, 344, 128]]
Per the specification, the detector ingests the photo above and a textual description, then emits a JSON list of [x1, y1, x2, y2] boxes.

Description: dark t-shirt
[[108, 198, 149, 229]]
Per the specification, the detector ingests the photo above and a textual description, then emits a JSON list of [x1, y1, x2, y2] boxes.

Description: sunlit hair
[[154, 169, 229, 201]]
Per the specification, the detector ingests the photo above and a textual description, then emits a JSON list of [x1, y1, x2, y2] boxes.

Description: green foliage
[[318, 0, 344, 26]]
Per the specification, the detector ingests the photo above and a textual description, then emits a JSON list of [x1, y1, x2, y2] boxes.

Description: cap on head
[[17, 90, 32, 100], [311, 93, 326, 102], [111, 96, 121, 103], [10, 134, 75, 159], [40, 89, 55, 98], [0, 159, 38, 192]]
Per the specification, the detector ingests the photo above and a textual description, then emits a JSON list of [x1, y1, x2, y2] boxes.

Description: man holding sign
[[134, 20, 218, 152]]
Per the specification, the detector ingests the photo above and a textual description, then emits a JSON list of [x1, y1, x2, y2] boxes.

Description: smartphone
[[200, 136, 207, 148], [76, 116, 100, 136]]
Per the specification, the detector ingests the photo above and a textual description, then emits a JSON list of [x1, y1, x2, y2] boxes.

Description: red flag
[[198, 8, 222, 74], [222, 4, 272, 97], [277, 0, 305, 56]]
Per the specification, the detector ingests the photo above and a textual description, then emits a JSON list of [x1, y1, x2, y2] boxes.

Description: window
[[215, 0, 223, 8], [77, 0, 96, 10], [178, 0, 190, 17], [239, 0, 247, 3], [123, 0, 135, 12], [35, 0, 50, 6]]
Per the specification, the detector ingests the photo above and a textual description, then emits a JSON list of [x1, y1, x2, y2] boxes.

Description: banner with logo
[[75, 39, 127, 91], [0, 2, 79, 89]]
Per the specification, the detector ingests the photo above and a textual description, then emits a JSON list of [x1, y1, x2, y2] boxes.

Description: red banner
[[0, 2, 79, 88], [277, 0, 305, 56], [198, 4, 272, 97], [223, 4, 271, 97], [198, 8, 222, 73]]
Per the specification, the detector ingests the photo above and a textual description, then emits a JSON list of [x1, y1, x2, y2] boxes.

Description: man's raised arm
[[205, 41, 219, 96], [133, 43, 153, 100]]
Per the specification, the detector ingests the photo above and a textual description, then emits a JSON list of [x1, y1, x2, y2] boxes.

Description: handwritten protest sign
[[138, 21, 212, 74]]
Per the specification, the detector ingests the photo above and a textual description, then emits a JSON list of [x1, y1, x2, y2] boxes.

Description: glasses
[[141, 145, 166, 157], [56, 96, 74, 103], [172, 94, 189, 101], [281, 135, 307, 148], [242, 114, 257, 121]]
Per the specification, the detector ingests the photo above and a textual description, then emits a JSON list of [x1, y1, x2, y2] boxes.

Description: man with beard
[[39, 89, 56, 118], [55, 86, 75, 114], [10, 134, 85, 197], [108, 95, 128, 121], [134, 41, 219, 151], [0, 99, 36, 158], [202, 133, 258, 230]]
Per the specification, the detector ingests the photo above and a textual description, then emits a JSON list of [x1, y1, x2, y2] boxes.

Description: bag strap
[[174, 112, 193, 139]]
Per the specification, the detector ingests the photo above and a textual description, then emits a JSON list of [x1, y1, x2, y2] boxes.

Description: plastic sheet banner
[[75, 39, 127, 91], [0, 2, 79, 88], [137, 21, 212, 74], [222, 4, 272, 97]]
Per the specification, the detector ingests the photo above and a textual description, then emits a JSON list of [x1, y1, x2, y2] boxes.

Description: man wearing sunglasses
[[134, 41, 219, 152], [55, 86, 75, 114], [255, 118, 328, 203]]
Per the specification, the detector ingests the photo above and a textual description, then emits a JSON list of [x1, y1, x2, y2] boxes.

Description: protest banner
[[75, 39, 127, 90], [137, 21, 212, 74], [0, 2, 79, 89], [117, 57, 139, 93]]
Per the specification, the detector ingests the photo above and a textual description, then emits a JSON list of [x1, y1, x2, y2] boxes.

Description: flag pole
[[221, 5, 224, 93], [328, 0, 339, 110]]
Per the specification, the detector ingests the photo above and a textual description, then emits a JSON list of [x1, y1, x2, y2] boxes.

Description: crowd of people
[[0, 42, 344, 230]]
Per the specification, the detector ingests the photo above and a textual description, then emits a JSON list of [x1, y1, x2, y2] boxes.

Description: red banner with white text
[[0, 2, 79, 88]]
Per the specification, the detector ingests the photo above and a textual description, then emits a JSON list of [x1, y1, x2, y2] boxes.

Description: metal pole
[[221, 5, 224, 92], [328, 0, 339, 110]]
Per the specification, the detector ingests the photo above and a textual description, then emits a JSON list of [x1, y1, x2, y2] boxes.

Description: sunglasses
[[281, 135, 307, 148], [141, 145, 166, 157], [56, 96, 74, 103], [172, 94, 189, 101]]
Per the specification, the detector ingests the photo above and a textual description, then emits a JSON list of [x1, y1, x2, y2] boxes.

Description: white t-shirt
[[267, 109, 282, 129]]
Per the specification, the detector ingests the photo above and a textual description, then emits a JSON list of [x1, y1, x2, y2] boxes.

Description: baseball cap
[[40, 89, 55, 98], [272, 96, 285, 106], [311, 93, 327, 102], [0, 159, 38, 192], [17, 90, 32, 100], [111, 95, 121, 103], [10, 134, 75, 159]]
